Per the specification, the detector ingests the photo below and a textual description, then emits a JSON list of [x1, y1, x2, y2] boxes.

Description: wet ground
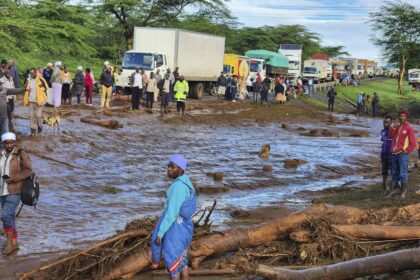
[[1, 96, 417, 278]]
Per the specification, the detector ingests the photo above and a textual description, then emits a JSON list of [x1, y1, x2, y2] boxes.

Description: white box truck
[[278, 44, 302, 83], [120, 27, 225, 98], [302, 59, 329, 83], [408, 69, 420, 87]]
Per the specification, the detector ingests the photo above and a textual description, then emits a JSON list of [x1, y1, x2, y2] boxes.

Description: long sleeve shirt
[[389, 122, 416, 154], [157, 175, 193, 238]]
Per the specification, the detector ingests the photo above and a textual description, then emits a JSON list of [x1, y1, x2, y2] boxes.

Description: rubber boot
[[385, 181, 399, 198], [2, 231, 18, 255], [30, 128, 36, 136], [400, 182, 408, 199]]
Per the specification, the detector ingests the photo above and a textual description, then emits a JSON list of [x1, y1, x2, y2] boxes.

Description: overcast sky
[[226, 0, 418, 64]]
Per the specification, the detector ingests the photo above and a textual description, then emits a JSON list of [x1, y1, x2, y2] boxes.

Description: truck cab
[[120, 51, 168, 90], [247, 58, 266, 84]]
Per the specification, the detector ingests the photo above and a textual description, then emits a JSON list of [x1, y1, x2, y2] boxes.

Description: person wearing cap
[[174, 75, 189, 115], [151, 155, 196, 280], [23, 68, 49, 135], [51, 61, 64, 107], [0, 69, 17, 132], [72, 66, 85, 104], [100, 65, 114, 109], [0, 132, 33, 255], [386, 110, 417, 199], [43, 63, 54, 88]]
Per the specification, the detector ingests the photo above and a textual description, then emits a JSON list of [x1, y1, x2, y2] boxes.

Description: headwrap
[[1, 132, 16, 142], [55, 61, 62, 67], [169, 155, 188, 170], [77, 66, 83, 71]]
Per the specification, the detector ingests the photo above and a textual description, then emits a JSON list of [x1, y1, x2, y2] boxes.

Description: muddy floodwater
[[0, 100, 391, 266]]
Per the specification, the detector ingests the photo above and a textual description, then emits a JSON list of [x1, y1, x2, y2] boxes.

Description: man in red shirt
[[386, 110, 417, 198]]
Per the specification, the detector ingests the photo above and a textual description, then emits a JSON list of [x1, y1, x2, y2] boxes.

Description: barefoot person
[[0, 132, 33, 255], [151, 155, 196, 280], [386, 110, 417, 199]]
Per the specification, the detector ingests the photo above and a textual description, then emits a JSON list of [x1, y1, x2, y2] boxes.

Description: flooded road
[[1, 99, 387, 264]]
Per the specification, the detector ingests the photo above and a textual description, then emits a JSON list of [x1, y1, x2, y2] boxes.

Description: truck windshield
[[250, 61, 262, 72], [122, 53, 153, 70], [288, 61, 299, 70], [303, 67, 317, 74], [409, 73, 419, 78]]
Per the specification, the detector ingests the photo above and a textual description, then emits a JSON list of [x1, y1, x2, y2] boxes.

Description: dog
[[42, 109, 61, 134]]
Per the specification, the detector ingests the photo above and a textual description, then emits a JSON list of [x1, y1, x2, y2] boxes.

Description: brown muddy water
[[0, 98, 403, 268]]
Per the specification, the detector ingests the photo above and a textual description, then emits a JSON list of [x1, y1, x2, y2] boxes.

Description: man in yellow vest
[[23, 68, 48, 135], [174, 76, 189, 115]]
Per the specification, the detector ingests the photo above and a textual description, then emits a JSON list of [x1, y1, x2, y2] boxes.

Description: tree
[[370, 1, 420, 94], [99, 0, 231, 49]]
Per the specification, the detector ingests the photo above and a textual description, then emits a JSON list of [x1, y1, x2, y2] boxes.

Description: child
[[151, 155, 196, 279]]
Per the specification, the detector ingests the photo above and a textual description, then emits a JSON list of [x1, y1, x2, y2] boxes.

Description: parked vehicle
[[248, 58, 266, 84], [223, 53, 250, 79], [302, 59, 329, 83], [120, 27, 225, 98], [408, 69, 420, 86], [245, 50, 288, 76], [278, 44, 302, 83]]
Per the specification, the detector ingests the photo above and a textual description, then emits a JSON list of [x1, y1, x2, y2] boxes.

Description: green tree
[[370, 1, 420, 94], [99, 0, 231, 49]]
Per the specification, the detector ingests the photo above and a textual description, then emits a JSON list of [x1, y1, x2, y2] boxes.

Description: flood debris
[[80, 117, 122, 129], [284, 159, 307, 168], [263, 165, 273, 172], [259, 144, 271, 158], [18, 203, 420, 280]]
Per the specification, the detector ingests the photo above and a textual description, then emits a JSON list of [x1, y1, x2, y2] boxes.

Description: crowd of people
[[216, 71, 313, 106], [356, 92, 380, 116]]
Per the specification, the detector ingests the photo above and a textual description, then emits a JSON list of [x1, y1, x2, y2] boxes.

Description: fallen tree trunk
[[251, 247, 420, 280], [103, 204, 367, 279], [332, 225, 420, 240], [80, 117, 122, 129], [111, 95, 131, 102], [189, 204, 366, 268]]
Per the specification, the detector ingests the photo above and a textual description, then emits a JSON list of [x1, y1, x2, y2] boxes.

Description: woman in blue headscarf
[[151, 155, 196, 279]]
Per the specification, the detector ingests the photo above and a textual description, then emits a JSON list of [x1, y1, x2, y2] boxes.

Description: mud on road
[[2, 97, 417, 279]]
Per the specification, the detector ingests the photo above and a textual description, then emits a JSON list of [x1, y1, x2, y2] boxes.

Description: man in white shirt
[[130, 67, 143, 110], [0, 70, 15, 133]]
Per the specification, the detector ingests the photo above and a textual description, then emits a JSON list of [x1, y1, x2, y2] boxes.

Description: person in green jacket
[[174, 75, 189, 115]]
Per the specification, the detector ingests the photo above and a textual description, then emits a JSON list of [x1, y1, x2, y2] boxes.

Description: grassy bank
[[335, 79, 420, 114]]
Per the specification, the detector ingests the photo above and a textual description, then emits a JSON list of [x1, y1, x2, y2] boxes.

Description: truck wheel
[[191, 82, 204, 99]]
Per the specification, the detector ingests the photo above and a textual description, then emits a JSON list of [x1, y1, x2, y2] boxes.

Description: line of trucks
[[119, 27, 412, 99]]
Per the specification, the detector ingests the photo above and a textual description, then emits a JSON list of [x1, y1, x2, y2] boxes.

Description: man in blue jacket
[[151, 155, 196, 280]]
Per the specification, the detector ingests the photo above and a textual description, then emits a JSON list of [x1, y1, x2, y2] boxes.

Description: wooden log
[[102, 248, 151, 280], [344, 97, 357, 108], [103, 204, 367, 279], [151, 268, 236, 276], [189, 204, 366, 268], [289, 230, 311, 243], [111, 95, 131, 102], [80, 117, 122, 129], [332, 225, 420, 240], [251, 247, 420, 280]]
